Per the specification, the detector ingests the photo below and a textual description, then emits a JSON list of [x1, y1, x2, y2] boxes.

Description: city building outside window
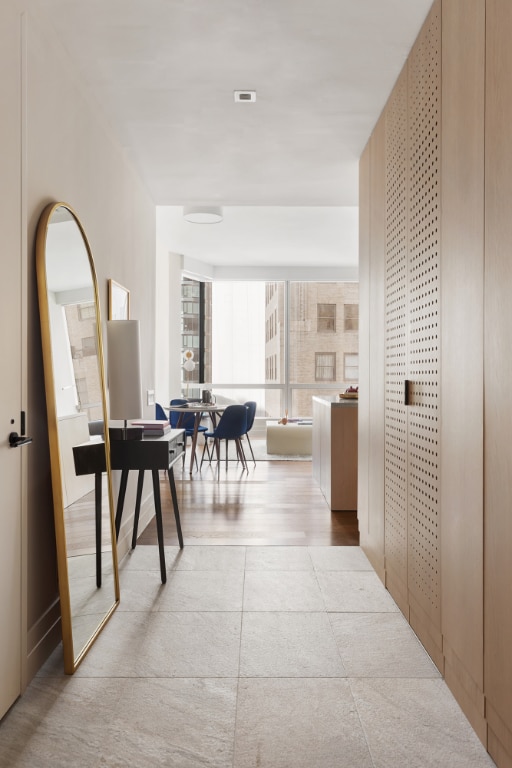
[[344, 303, 359, 331], [317, 303, 336, 332], [315, 352, 336, 381], [181, 278, 358, 418], [344, 353, 359, 381], [81, 336, 97, 357], [78, 302, 95, 321]]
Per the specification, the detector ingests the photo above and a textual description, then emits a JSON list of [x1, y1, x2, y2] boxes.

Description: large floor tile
[[73, 611, 242, 678], [116, 569, 168, 612], [233, 678, 374, 768], [308, 545, 373, 571], [317, 570, 400, 612], [170, 545, 247, 571], [119, 545, 180, 573], [330, 612, 440, 677], [117, 568, 245, 613], [243, 571, 325, 611], [102, 678, 238, 768], [0, 677, 121, 767], [245, 546, 313, 571], [158, 570, 244, 611], [350, 678, 496, 768], [240, 612, 346, 678]]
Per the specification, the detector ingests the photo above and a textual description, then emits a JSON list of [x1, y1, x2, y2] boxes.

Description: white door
[[0, 1, 24, 719]]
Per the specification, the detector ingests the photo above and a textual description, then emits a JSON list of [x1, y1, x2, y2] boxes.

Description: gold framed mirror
[[36, 202, 119, 673]]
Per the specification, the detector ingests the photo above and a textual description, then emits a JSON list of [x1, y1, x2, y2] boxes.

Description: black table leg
[[115, 468, 129, 540], [95, 472, 102, 588], [151, 469, 167, 583], [168, 465, 184, 549], [131, 470, 145, 549]]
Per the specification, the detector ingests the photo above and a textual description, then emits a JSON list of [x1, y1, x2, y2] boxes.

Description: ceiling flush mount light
[[183, 205, 223, 224], [234, 90, 256, 103]]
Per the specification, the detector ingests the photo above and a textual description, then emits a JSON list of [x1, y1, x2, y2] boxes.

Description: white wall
[[8, 2, 159, 679], [155, 244, 182, 405]]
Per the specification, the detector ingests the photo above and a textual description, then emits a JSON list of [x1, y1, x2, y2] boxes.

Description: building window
[[315, 352, 336, 381], [317, 303, 336, 332], [344, 353, 359, 381], [78, 303, 95, 321], [344, 303, 359, 331], [82, 336, 97, 356]]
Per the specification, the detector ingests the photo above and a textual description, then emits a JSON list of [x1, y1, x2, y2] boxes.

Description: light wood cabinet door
[[485, 0, 512, 755]]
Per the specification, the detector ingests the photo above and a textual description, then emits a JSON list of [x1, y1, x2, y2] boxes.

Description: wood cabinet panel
[[440, 0, 485, 718], [405, 0, 442, 633], [485, 0, 512, 751], [357, 141, 371, 546], [366, 114, 386, 575], [384, 65, 409, 602], [360, 0, 512, 762]]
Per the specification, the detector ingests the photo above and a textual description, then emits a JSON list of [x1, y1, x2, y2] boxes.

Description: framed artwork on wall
[[108, 279, 130, 320]]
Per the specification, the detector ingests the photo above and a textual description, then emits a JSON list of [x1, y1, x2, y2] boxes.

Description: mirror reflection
[[36, 203, 119, 672]]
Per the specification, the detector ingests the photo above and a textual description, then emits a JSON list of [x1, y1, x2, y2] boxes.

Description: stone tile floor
[[0, 546, 496, 767]]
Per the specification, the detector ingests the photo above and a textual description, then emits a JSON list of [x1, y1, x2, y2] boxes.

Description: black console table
[[73, 429, 185, 584]]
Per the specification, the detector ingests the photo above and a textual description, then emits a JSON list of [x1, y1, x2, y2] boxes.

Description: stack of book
[[131, 419, 171, 437]]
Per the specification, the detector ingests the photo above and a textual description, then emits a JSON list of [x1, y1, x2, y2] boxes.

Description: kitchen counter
[[312, 396, 358, 511]]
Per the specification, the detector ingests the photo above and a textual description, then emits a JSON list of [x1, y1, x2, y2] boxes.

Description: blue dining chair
[[169, 398, 207, 469], [243, 401, 257, 466], [155, 403, 168, 421], [200, 404, 248, 475]]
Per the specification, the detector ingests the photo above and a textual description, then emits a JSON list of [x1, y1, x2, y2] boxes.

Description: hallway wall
[[0, 1, 157, 685]]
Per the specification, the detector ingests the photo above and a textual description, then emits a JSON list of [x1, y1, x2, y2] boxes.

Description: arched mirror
[[36, 202, 119, 673]]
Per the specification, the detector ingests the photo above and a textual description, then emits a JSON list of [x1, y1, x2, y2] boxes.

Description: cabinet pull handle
[[404, 380, 411, 406]]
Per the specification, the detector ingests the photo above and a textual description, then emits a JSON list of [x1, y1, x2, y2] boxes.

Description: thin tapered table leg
[[131, 470, 145, 549], [115, 468, 129, 540], [188, 412, 201, 474], [151, 469, 167, 583], [167, 465, 184, 549], [95, 472, 102, 588]]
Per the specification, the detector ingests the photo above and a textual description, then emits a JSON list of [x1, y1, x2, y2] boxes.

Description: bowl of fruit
[[340, 386, 358, 400]]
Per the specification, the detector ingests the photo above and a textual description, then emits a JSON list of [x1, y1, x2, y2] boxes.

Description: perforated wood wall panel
[[384, 68, 408, 587], [406, 4, 441, 623]]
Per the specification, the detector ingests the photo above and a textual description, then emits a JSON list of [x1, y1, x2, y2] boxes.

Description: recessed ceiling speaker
[[183, 206, 223, 224]]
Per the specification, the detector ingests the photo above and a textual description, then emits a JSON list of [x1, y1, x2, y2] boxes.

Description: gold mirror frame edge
[[35, 201, 120, 674]]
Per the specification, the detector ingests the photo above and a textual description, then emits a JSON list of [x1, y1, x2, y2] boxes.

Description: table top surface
[[166, 403, 223, 412], [74, 429, 184, 449]]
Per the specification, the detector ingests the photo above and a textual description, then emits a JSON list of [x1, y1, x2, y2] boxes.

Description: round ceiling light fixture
[[183, 205, 223, 224]]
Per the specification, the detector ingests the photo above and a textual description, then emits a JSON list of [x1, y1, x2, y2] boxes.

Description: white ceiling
[[34, 0, 433, 269]]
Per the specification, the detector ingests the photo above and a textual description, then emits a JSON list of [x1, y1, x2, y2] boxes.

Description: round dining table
[[167, 403, 224, 474]]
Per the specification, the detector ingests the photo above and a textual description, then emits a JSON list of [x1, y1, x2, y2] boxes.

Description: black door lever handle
[[9, 432, 33, 447]]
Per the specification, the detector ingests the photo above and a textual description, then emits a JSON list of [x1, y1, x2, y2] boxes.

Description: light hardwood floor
[[138, 443, 359, 547]]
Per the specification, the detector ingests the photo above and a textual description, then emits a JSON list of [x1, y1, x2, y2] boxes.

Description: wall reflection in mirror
[[36, 202, 119, 673]]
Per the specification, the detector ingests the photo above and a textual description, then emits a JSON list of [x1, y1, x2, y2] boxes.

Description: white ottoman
[[266, 421, 312, 455]]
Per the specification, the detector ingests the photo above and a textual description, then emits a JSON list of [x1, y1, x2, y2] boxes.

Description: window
[[182, 283, 200, 298], [82, 336, 97, 357], [317, 303, 336, 332], [183, 316, 199, 334], [78, 303, 95, 321], [315, 352, 336, 381], [344, 353, 359, 381], [344, 303, 359, 331]]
